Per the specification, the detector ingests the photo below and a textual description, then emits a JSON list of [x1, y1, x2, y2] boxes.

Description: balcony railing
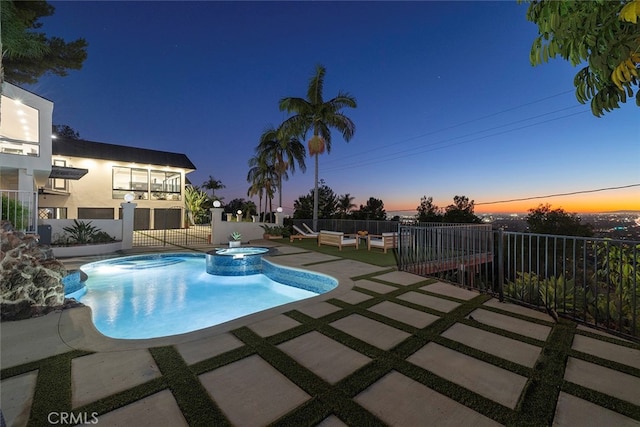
[[398, 225, 640, 341]]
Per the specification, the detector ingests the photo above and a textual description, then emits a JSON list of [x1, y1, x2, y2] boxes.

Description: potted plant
[[229, 231, 242, 247]]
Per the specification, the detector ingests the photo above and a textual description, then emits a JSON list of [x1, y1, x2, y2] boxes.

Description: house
[[1, 82, 197, 232], [41, 137, 196, 229]]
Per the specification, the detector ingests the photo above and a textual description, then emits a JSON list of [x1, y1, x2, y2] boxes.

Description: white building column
[[120, 202, 137, 250], [210, 206, 224, 245]]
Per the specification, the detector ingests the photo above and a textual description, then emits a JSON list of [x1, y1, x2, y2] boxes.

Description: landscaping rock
[[0, 221, 67, 320]]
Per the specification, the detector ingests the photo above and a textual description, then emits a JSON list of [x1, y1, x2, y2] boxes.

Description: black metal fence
[[398, 225, 640, 340], [133, 208, 211, 247]]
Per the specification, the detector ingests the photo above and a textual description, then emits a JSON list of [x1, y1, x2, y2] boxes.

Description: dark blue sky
[[28, 1, 639, 214]]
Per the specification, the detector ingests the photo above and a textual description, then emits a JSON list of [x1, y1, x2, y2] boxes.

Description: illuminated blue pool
[[67, 253, 337, 339]]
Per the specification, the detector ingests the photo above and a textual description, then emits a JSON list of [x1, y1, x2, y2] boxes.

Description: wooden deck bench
[[367, 232, 397, 253], [318, 230, 358, 250]]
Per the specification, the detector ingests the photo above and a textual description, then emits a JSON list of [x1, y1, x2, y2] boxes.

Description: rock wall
[[1, 221, 67, 320]]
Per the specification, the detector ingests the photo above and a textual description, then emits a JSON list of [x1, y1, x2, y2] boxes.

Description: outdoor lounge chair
[[367, 232, 397, 253], [290, 225, 319, 242], [302, 223, 316, 234], [318, 230, 358, 250]]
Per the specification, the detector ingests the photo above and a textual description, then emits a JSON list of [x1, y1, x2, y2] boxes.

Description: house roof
[[53, 138, 197, 171]]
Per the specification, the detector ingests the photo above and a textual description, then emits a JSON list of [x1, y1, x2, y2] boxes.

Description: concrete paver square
[[421, 282, 479, 300], [97, 390, 188, 426], [564, 357, 640, 406], [469, 308, 552, 341], [355, 279, 398, 294], [571, 335, 640, 368], [296, 301, 342, 318], [355, 370, 501, 427], [176, 333, 244, 365], [277, 331, 371, 384], [310, 259, 388, 278], [442, 323, 542, 368], [330, 314, 411, 350], [576, 325, 633, 343], [407, 342, 527, 409], [199, 355, 310, 427], [335, 290, 372, 305], [0, 370, 38, 427], [248, 314, 301, 337], [553, 392, 640, 427], [398, 291, 461, 313], [483, 298, 553, 322], [273, 252, 340, 266], [72, 350, 161, 408], [368, 301, 440, 329], [374, 271, 425, 286]]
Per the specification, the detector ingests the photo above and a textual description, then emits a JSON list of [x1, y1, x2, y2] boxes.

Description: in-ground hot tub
[[206, 247, 271, 276]]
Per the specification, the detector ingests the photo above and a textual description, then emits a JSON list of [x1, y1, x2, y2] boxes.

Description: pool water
[[75, 254, 330, 339]]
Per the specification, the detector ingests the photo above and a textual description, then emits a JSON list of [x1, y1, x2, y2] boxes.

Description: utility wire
[[476, 184, 640, 205]]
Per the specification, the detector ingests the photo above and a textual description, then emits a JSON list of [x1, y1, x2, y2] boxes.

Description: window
[[39, 207, 67, 219], [78, 208, 114, 219], [0, 95, 40, 156], [50, 159, 68, 191], [112, 167, 149, 200], [150, 170, 181, 200]]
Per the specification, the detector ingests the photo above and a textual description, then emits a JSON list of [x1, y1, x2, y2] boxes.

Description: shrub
[[1, 195, 30, 230]]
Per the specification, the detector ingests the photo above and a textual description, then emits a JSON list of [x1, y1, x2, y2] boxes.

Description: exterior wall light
[[124, 193, 135, 203], [213, 200, 221, 208], [276, 207, 283, 213]]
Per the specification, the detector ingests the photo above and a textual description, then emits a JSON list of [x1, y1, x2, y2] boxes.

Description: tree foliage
[[52, 124, 80, 139], [416, 196, 443, 223], [442, 195, 481, 223], [523, 0, 640, 116], [526, 204, 593, 236], [293, 180, 337, 219], [353, 197, 387, 220], [1, 0, 88, 85]]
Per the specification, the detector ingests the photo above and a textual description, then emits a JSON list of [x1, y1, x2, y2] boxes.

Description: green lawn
[[272, 238, 398, 267]]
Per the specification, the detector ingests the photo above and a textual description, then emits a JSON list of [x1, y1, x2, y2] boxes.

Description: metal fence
[[1, 189, 38, 232], [398, 225, 640, 340], [133, 208, 211, 247], [291, 218, 470, 235]]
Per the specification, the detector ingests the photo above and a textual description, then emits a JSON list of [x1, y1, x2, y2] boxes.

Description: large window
[[0, 95, 40, 156], [150, 170, 181, 200], [49, 159, 68, 191], [39, 207, 67, 219], [112, 167, 149, 200]]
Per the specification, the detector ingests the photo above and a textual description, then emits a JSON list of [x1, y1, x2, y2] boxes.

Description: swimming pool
[[69, 253, 337, 339]]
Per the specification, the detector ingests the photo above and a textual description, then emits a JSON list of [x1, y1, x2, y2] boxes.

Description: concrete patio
[[1, 241, 639, 426]]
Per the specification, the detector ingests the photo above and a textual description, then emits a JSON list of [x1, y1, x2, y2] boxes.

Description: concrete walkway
[[1, 242, 639, 426]]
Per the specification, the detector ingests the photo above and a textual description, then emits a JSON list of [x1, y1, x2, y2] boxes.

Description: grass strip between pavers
[[513, 319, 576, 426], [149, 346, 231, 427], [24, 350, 91, 427], [562, 382, 640, 421]]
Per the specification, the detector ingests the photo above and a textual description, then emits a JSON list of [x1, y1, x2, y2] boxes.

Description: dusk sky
[[26, 1, 640, 216]]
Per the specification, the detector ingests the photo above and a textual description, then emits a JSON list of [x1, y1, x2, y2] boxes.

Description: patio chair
[[367, 232, 397, 253], [290, 225, 320, 242], [318, 230, 358, 250]]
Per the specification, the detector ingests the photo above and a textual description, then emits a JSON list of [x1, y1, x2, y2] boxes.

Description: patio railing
[[398, 225, 640, 341]]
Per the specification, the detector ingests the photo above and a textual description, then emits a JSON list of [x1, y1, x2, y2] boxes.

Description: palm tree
[[279, 64, 356, 230], [202, 175, 225, 199], [257, 125, 306, 209], [337, 193, 356, 219], [247, 156, 277, 222]]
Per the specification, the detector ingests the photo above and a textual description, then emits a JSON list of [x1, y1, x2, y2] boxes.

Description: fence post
[[120, 202, 136, 250], [497, 228, 504, 302]]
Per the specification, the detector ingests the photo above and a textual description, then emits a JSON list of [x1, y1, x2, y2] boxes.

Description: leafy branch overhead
[[523, 0, 640, 116]]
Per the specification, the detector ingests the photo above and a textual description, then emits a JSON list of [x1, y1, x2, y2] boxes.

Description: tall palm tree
[[202, 175, 225, 199], [337, 193, 356, 219], [279, 64, 356, 230], [257, 125, 306, 209]]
